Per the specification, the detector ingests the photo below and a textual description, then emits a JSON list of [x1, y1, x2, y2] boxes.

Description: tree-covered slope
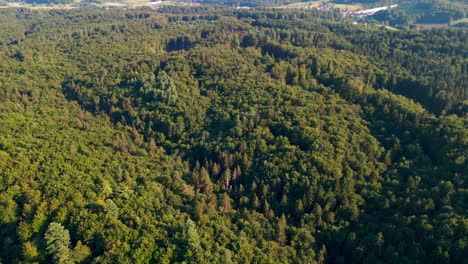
[[0, 7, 466, 264], [371, 0, 467, 28]]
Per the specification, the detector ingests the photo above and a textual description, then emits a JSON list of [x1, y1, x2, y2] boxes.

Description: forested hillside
[[372, 0, 467, 28], [0, 6, 466, 263]]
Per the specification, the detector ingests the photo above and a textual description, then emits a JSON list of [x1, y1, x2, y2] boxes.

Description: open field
[[276, 0, 361, 11], [275, 1, 322, 9], [118, 0, 150, 3], [384, 25, 399, 31], [0, 3, 76, 9], [415, 23, 447, 29], [333, 3, 362, 11], [0, 0, 204, 9], [451, 18, 468, 25]]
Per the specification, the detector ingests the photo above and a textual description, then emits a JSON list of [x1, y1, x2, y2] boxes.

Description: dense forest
[[0, 5, 466, 264]]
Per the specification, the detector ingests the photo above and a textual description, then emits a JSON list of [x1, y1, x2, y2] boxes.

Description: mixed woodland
[[0, 5, 466, 264]]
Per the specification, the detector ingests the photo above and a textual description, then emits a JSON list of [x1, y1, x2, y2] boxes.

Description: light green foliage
[[104, 199, 119, 218], [134, 70, 178, 104], [183, 219, 202, 262], [156, 70, 178, 104], [45, 223, 72, 264]]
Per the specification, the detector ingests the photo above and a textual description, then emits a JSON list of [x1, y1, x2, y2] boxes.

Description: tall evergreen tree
[[44, 223, 72, 264]]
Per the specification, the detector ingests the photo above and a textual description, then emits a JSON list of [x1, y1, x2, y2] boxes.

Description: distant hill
[[371, 0, 467, 28]]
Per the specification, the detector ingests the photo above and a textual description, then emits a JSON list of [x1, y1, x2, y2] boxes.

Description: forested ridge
[[0, 6, 466, 264]]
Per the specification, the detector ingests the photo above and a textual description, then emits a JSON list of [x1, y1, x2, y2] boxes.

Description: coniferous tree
[[183, 219, 202, 262], [44, 223, 72, 264]]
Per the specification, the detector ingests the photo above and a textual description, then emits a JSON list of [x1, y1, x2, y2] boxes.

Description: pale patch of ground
[[415, 24, 447, 29], [276, 1, 322, 9], [0, 0, 200, 9], [384, 25, 399, 31], [451, 18, 468, 25], [333, 3, 362, 11], [276, 1, 362, 11], [0, 3, 75, 9], [103, 2, 128, 7]]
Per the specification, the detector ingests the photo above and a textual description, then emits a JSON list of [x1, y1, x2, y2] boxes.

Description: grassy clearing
[[0, 4, 75, 9], [276, 1, 361, 11], [275, 1, 322, 9], [415, 23, 447, 29], [451, 18, 468, 25], [123, 0, 150, 3], [384, 25, 399, 31], [333, 3, 362, 11], [0, 0, 204, 9]]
